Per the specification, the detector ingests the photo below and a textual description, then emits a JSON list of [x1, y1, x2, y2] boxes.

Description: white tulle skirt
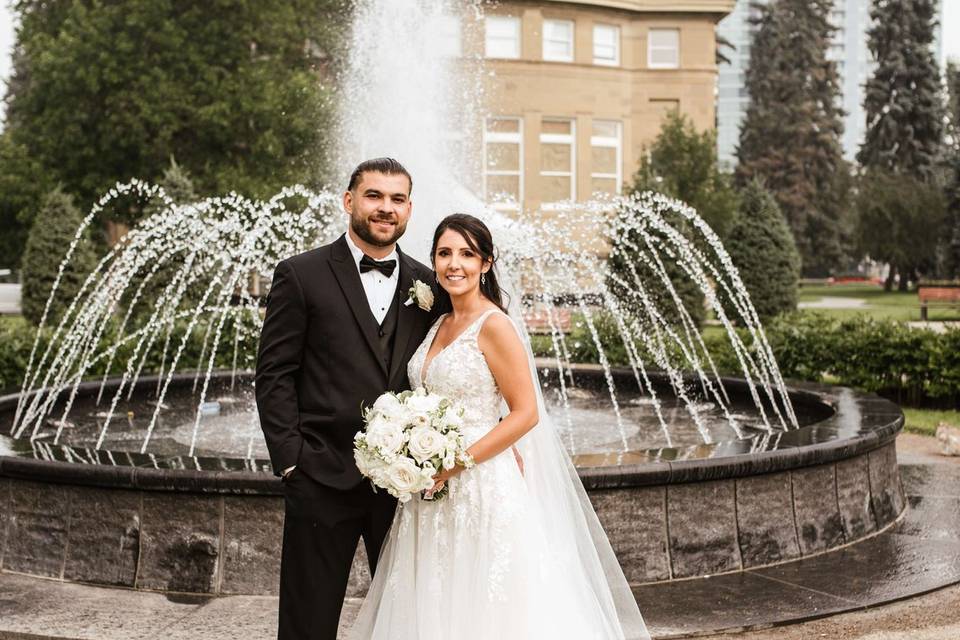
[[346, 446, 622, 640]]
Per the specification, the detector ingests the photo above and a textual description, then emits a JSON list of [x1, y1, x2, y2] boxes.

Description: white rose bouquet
[[353, 387, 473, 502]]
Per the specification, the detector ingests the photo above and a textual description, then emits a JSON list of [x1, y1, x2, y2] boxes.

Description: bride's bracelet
[[458, 450, 476, 469]]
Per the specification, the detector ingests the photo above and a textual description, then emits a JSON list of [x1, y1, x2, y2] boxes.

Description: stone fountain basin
[[0, 368, 904, 595]]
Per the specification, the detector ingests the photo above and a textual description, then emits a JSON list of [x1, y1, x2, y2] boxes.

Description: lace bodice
[[407, 309, 506, 445]]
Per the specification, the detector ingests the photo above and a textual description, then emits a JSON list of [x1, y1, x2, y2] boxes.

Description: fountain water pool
[[0, 0, 904, 598]]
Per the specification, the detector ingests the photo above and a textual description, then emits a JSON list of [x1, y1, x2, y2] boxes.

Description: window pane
[[649, 29, 679, 68], [593, 24, 619, 64], [486, 175, 521, 201], [486, 143, 520, 171], [591, 178, 618, 196], [541, 143, 571, 172], [592, 120, 619, 138], [591, 146, 617, 174], [435, 15, 461, 57], [541, 119, 572, 136], [543, 19, 574, 62], [650, 29, 679, 49], [487, 118, 520, 134], [541, 175, 572, 202], [486, 16, 520, 58]]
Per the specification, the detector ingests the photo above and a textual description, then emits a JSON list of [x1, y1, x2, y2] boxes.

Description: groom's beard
[[350, 211, 407, 248]]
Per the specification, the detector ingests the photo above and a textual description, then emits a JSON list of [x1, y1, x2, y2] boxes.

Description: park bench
[[917, 283, 960, 321]]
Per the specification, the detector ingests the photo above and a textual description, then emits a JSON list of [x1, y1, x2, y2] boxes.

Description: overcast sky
[[0, 1, 958, 130]]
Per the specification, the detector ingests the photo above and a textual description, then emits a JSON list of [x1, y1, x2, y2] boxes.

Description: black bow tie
[[359, 254, 397, 278]]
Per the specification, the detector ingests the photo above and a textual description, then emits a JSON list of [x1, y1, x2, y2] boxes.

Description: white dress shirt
[[344, 231, 400, 325]]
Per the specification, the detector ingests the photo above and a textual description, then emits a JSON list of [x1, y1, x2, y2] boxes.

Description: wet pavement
[[0, 456, 958, 639]]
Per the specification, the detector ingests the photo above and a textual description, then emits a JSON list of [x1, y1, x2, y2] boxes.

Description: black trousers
[[277, 469, 397, 640]]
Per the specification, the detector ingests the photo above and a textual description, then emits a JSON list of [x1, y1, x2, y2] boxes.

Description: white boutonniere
[[405, 279, 434, 311]]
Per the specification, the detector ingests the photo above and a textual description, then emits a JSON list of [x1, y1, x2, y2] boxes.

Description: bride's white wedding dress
[[347, 309, 649, 640]]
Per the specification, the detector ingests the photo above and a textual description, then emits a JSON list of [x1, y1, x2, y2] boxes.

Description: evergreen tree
[[20, 187, 98, 326], [736, 0, 850, 277], [947, 151, 960, 279], [724, 180, 801, 321], [947, 62, 960, 153], [632, 110, 740, 239], [858, 0, 944, 180]]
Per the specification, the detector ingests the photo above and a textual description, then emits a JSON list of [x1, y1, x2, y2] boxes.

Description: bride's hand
[[426, 464, 464, 498]]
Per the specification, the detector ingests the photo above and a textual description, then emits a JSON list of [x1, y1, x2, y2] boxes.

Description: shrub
[[724, 180, 801, 321], [20, 187, 98, 326]]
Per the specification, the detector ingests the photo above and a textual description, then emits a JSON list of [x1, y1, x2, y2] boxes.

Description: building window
[[486, 16, 521, 59], [540, 118, 576, 204], [593, 24, 620, 66], [648, 28, 679, 69], [484, 118, 523, 210], [435, 15, 462, 58], [542, 19, 574, 62], [590, 120, 621, 196]]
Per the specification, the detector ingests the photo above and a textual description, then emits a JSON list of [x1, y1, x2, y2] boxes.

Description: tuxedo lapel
[[388, 249, 422, 385], [328, 235, 388, 377]]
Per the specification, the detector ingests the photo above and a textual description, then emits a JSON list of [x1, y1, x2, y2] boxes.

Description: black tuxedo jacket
[[255, 234, 443, 489]]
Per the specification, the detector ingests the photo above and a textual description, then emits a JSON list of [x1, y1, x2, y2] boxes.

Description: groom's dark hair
[[347, 157, 413, 195]]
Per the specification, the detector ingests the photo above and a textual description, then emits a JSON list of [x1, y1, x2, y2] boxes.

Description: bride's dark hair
[[430, 214, 509, 313]]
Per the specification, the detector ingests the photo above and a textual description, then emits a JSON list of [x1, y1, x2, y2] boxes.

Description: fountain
[[0, 0, 903, 598]]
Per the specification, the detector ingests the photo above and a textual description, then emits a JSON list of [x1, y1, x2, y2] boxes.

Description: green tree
[[5, 0, 348, 214], [946, 63, 960, 277], [20, 187, 98, 326], [947, 152, 960, 278], [947, 62, 960, 154], [856, 170, 946, 289], [632, 110, 739, 238], [736, 0, 851, 277], [858, 0, 944, 180], [724, 180, 801, 321], [0, 131, 52, 269]]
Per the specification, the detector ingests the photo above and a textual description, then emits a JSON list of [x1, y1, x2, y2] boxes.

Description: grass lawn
[[797, 283, 960, 322], [902, 407, 960, 437]]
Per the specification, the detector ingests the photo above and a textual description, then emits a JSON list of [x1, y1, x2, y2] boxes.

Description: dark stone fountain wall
[[589, 441, 904, 584], [0, 377, 905, 595]]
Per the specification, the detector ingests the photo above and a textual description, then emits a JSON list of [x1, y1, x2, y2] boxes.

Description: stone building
[[467, 0, 736, 213]]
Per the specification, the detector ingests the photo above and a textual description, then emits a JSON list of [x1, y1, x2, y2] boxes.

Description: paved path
[[798, 296, 868, 309]]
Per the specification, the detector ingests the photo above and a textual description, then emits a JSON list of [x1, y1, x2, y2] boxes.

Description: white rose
[[405, 411, 431, 429], [407, 427, 447, 464], [385, 458, 423, 496], [441, 409, 464, 430], [365, 417, 405, 454], [411, 280, 434, 311], [354, 448, 386, 478], [406, 392, 442, 415], [372, 393, 402, 416]]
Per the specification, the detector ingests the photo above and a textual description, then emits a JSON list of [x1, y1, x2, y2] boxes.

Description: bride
[[347, 214, 650, 640]]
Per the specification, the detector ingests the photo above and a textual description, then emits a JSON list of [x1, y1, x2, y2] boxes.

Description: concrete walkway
[[0, 439, 958, 639]]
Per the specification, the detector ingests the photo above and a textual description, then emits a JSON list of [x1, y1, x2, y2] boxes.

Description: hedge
[[532, 311, 960, 408]]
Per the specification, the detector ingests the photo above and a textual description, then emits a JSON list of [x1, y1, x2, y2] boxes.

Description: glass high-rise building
[[716, 0, 942, 168]]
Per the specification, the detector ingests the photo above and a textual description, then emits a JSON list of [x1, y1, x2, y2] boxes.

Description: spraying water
[[9, 0, 798, 460]]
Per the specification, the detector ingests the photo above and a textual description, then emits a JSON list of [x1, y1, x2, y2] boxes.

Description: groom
[[255, 157, 443, 640]]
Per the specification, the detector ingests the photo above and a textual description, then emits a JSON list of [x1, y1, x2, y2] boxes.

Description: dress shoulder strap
[[465, 308, 508, 340]]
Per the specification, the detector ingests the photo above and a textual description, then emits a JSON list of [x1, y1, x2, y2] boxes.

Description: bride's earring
[[435, 274, 439, 283], [481, 273, 486, 285]]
